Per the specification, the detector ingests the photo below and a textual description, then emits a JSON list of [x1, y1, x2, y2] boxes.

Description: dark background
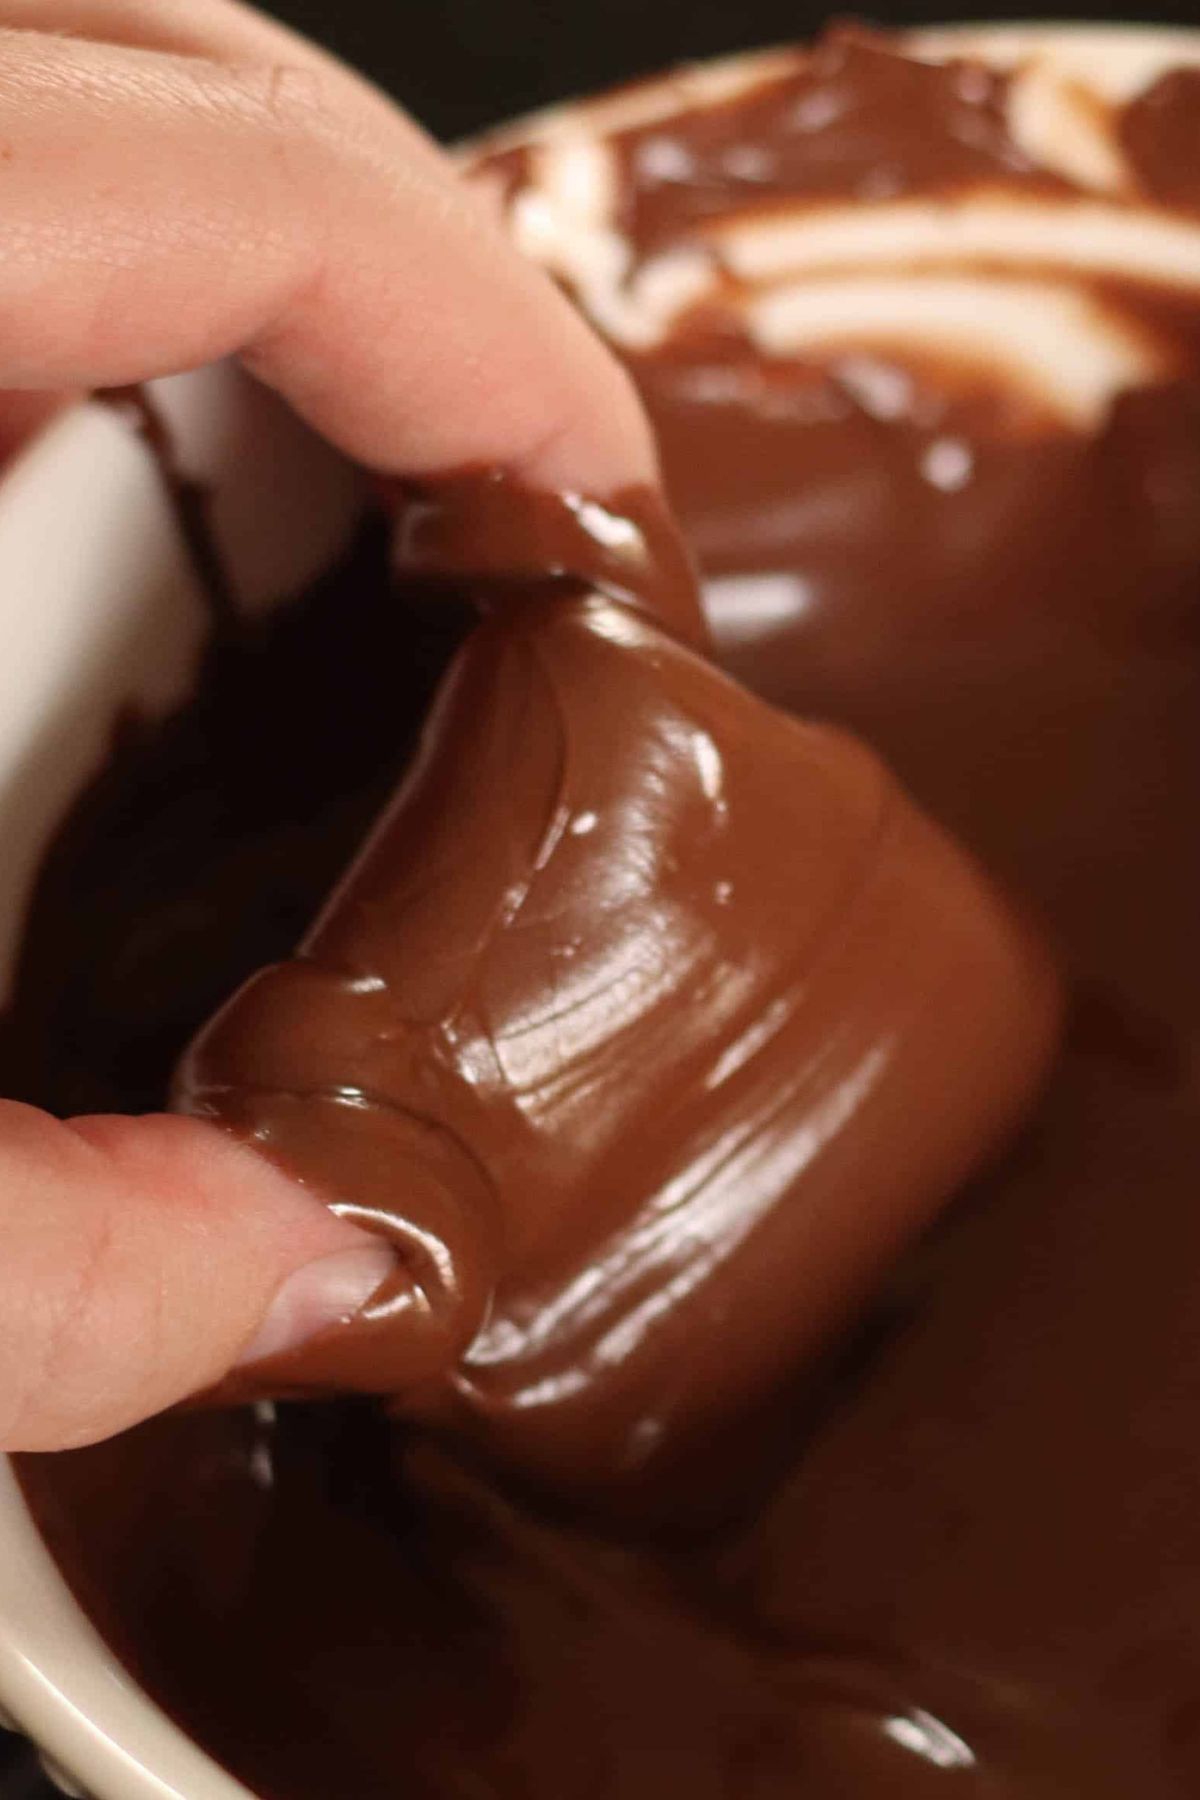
[[263, 0, 1200, 141], [2, 0, 1197, 1794], [279, 0, 1197, 140]]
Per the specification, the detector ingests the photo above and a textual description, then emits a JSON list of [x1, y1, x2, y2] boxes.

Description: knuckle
[[257, 58, 330, 136]]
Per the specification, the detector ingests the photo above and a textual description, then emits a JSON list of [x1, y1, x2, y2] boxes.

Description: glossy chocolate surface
[[175, 488, 1055, 1499], [390, 467, 709, 646], [14, 24, 1200, 1800]]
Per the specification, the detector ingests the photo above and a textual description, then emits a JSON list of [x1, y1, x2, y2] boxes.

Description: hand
[[0, 0, 655, 1453]]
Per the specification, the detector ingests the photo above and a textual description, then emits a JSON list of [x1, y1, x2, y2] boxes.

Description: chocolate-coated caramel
[[13, 23, 1200, 1800], [176, 547, 1056, 1498]]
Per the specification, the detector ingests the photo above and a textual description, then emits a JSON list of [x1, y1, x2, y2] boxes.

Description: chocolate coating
[[13, 23, 1200, 1800], [390, 467, 708, 647], [177, 553, 1056, 1498]]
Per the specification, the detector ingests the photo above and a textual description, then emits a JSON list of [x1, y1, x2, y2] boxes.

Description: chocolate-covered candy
[[177, 501, 1057, 1497]]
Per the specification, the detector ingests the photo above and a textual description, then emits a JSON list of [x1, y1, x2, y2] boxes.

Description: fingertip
[[0, 1109, 367, 1452], [512, 317, 661, 496]]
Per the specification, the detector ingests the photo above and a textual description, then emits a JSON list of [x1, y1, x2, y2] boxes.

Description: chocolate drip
[[98, 385, 241, 633]]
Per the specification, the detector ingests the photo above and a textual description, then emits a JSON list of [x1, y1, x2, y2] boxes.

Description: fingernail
[[237, 1245, 396, 1369]]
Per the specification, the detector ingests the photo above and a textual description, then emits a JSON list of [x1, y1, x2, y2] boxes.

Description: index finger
[[0, 16, 656, 493]]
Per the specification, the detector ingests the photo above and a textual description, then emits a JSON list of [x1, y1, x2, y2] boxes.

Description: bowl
[[0, 364, 360, 1799]]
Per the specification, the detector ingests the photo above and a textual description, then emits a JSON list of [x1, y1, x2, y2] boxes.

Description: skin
[[0, 0, 656, 1454]]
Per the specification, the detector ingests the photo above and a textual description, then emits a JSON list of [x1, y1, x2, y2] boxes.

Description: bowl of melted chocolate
[[4, 21, 1200, 1800]]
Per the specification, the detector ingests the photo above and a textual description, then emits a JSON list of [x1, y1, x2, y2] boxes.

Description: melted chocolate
[[175, 537, 1056, 1502], [472, 26, 1200, 1012], [638, 354, 1200, 1014], [390, 467, 709, 647], [613, 28, 1062, 251], [1122, 69, 1200, 212], [13, 24, 1200, 1800]]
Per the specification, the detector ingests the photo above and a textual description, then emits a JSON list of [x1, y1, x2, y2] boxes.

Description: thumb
[[0, 1104, 392, 1451]]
